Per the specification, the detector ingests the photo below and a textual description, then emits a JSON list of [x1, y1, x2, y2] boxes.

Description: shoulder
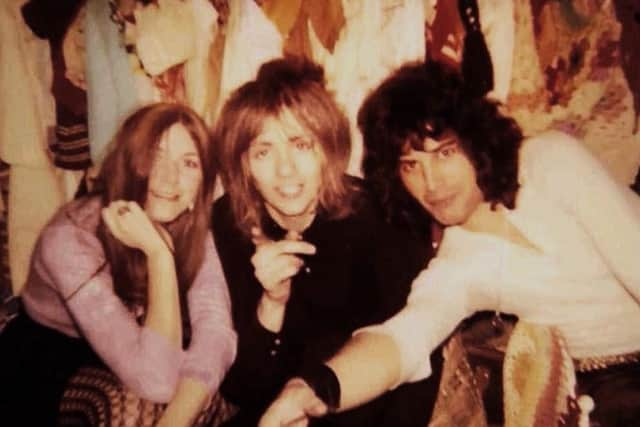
[[35, 197, 107, 296], [39, 196, 103, 251], [519, 130, 595, 184]]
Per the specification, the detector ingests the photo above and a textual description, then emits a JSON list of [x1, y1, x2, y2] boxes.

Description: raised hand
[[101, 200, 171, 257], [250, 227, 316, 305]]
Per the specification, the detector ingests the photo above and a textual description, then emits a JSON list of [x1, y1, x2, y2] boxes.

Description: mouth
[[426, 194, 456, 209], [150, 191, 179, 201], [275, 184, 304, 199]]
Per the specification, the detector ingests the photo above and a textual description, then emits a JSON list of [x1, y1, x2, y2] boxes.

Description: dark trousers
[[577, 362, 640, 427], [0, 311, 100, 426]]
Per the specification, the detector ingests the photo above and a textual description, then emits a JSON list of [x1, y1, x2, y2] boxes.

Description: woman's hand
[[250, 227, 316, 305], [101, 200, 171, 257]]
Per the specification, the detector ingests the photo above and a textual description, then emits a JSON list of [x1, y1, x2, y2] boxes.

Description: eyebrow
[[249, 139, 272, 147], [423, 137, 458, 153]]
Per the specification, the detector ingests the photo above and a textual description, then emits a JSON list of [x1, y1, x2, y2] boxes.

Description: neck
[[266, 207, 317, 234], [461, 201, 500, 232]]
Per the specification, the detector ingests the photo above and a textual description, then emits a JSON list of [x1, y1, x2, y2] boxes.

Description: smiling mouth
[[150, 191, 179, 201], [427, 195, 455, 209], [276, 184, 303, 199]]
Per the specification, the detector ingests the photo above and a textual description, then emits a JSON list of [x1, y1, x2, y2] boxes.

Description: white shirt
[[360, 131, 640, 386]]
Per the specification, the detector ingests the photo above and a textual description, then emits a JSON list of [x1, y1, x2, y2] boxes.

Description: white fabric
[[0, 0, 65, 293], [309, 0, 426, 176], [360, 131, 640, 386], [134, 0, 197, 76], [184, 0, 218, 122], [215, 0, 283, 117], [477, 0, 513, 103], [0, 0, 55, 167], [86, 0, 141, 166]]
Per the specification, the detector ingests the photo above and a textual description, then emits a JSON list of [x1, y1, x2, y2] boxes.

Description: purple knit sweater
[[21, 197, 237, 402]]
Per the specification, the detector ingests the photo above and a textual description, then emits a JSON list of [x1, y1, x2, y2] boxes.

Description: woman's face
[[145, 124, 203, 223], [247, 110, 324, 230]]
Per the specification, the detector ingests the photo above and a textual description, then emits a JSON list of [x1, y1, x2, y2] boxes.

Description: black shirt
[[212, 185, 441, 426]]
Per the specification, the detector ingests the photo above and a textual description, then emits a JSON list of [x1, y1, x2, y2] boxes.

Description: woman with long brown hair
[[0, 102, 237, 426]]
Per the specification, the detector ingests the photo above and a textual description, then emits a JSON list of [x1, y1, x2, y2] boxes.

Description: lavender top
[[21, 197, 237, 402]]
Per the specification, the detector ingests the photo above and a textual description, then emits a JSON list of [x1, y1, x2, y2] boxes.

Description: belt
[[574, 351, 640, 373]]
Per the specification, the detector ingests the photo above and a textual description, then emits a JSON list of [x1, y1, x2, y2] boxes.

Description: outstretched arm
[[260, 249, 484, 426], [259, 332, 401, 427]]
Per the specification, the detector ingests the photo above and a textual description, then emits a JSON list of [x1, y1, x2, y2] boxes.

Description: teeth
[[152, 192, 178, 200], [277, 185, 302, 197]]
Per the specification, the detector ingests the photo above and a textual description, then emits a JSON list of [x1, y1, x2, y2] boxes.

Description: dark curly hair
[[358, 61, 523, 232]]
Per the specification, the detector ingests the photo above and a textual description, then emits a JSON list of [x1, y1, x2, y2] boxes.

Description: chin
[[434, 212, 465, 227], [147, 209, 184, 224]]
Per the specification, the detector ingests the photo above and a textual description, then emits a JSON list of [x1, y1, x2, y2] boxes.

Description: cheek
[[400, 173, 423, 199], [181, 173, 203, 196], [249, 162, 272, 191], [290, 154, 322, 188]]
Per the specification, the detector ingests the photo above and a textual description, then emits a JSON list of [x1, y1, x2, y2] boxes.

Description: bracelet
[[298, 363, 341, 412]]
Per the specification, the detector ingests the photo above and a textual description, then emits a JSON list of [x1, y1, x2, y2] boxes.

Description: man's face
[[398, 133, 484, 226], [247, 110, 324, 229]]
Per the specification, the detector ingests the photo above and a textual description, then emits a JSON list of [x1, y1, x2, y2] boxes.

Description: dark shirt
[[212, 184, 442, 426]]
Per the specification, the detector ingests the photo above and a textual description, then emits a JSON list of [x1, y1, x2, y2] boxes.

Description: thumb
[[285, 230, 302, 241], [305, 398, 329, 417]]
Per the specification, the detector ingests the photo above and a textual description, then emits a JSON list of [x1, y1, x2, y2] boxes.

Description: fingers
[[251, 228, 316, 256], [101, 200, 165, 254], [259, 379, 327, 427], [102, 200, 138, 241], [252, 253, 301, 297], [250, 227, 317, 301]]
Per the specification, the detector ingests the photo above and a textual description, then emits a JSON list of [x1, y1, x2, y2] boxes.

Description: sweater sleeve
[[180, 232, 237, 392], [37, 220, 182, 403], [523, 131, 640, 304]]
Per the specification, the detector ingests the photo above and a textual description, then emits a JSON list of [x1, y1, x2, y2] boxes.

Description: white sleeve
[[356, 255, 482, 387], [524, 131, 640, 304]]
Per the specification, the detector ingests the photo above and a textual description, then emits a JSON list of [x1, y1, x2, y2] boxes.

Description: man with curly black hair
[[260, 61, 640, 427]]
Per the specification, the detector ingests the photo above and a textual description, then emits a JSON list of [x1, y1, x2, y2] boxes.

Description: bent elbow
[[127, 365, 180, 403]]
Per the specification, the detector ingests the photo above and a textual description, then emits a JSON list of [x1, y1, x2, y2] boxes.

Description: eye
[[183, 158, 200, 169], [399, 159, 419, 174], [250, 145, 271, 160], [293, 139, 313, 151], [438, 144, 458, 159]]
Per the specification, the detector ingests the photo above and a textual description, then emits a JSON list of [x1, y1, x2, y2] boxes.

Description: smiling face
[[398, 132, 484, 226], [145, 124, 203, 223], [247, 110, 324, 231]]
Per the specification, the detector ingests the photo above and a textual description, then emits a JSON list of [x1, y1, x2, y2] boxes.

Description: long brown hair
[[213, 57, 355, 236], [95, 102, 215, 327]]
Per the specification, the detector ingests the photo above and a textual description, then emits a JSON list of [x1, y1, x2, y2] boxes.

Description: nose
[[420, 159, 440, 193], [275, 147, 295, 178], [156, 157, 179, 188]]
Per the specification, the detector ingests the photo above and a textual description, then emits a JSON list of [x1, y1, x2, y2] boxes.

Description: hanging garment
[[215, 0, 283, 116], [85, 0, 140, 168], [0, 0, 65, 294], [309, 0, 426, 176]]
